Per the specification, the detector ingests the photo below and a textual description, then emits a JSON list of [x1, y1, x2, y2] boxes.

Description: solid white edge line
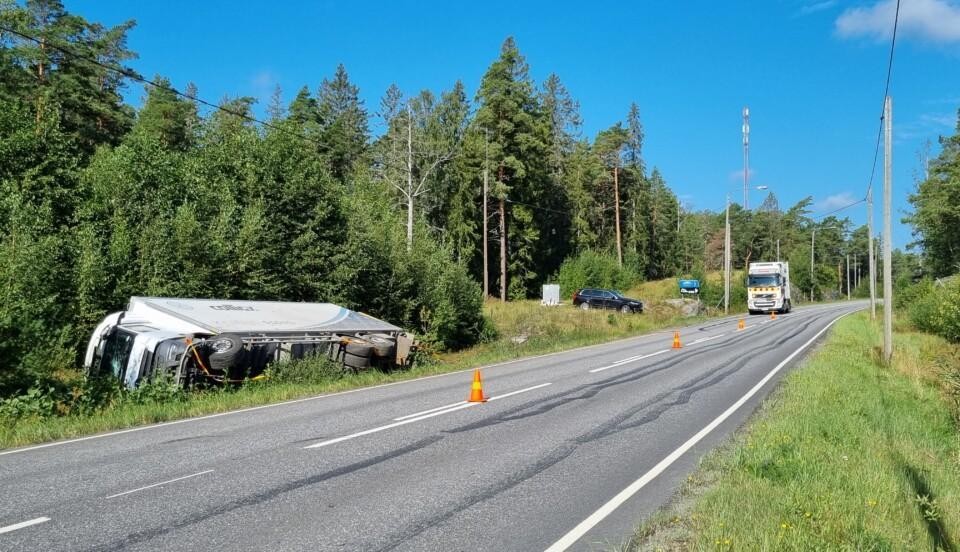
[[105, 469, 215, 500], [394, 401, 467, 421], [589, 350, 670, 373], [0, 302, 863, 457], [306, 382, 553, 450], [543, 309, 861, 552], [0, 517, 50, 535]]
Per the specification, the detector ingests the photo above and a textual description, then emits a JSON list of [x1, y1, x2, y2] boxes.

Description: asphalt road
[[0, 301, 865, 551]]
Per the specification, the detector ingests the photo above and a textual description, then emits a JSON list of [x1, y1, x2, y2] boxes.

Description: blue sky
[[68, 0, 960, 250]]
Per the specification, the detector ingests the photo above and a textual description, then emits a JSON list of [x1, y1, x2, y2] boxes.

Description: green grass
[[0, 285, 711, 450], [627, 313, 960, 551]]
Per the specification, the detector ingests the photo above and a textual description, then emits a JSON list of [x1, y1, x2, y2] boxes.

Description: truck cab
[[747, 262, 792, 315]]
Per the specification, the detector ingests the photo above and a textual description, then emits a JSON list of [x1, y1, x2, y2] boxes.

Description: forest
[[1, 1, 953, 397]]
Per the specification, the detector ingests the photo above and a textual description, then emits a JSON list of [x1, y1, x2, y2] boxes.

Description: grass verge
[[0, 298, 707, 450], [626, 312, 960, 551]]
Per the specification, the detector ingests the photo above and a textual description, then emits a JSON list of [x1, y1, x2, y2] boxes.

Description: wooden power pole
[[482, 131, 489, 299], [613, 163, 623, 268], [883, 95, 893, 364]]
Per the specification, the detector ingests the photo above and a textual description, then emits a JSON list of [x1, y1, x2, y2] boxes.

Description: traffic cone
[[738, 319, 745, 331], [672, 331, 682, 349], [468, 369, 487, 402], [770, 311, 777, 321]]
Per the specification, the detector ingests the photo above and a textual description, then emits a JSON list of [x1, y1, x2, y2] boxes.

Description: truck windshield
[[99, 330, 135, 379], [749, 274, 781, 287]]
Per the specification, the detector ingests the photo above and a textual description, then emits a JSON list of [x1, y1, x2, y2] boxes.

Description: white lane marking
[[394, 401, 467, 421], [0, 517, 50, 535], [690, 334, 725, 345], [589, 350, 670, 373], [543, 309, 861, 552], [1, 302, 861, 457], [105, 470, 214, 500], [306, 383, 553, 450], [487, 382, 552, 401]]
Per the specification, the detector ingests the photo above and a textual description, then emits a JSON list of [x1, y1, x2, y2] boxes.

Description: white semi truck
[[747, 262, 792, 315], [84, 297, 415, 389]]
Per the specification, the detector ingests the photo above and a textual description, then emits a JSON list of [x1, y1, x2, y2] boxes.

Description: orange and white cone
[[468, 369, 487, 402], [672, 331, 682, 349], [738, 319, 745, 331], [770, 311, 777, 320]]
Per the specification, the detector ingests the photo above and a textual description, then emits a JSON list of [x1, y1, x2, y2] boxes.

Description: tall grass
[[628, 313, 960, 551]]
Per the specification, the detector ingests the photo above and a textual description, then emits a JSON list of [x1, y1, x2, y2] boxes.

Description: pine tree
[[317, 64, 368, 184], [474, 37, 547, 300]]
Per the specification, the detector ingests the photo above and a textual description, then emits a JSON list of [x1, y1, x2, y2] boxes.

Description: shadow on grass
[[896, 458, 956, 552]]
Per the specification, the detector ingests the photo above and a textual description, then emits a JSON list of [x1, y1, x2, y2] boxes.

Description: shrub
[[556, 251, 640, 298], [904, 278, 960, 343]]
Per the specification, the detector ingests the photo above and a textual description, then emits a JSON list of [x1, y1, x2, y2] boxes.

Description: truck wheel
[[364, 334, 397, 358], [207, 334, 247, 374], [343, 351, 371, 371], [340, 337, 373, 371]]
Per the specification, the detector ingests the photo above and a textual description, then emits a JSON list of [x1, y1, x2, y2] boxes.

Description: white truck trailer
[[747, 262, 792, 315], [84, 297, 415, 389]]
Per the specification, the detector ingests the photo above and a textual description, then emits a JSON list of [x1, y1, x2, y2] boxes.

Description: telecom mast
[[742, 106, 750, 209]]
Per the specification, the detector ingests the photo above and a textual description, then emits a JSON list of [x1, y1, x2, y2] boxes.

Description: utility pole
[[742, 107, 750, 209], [776, 239, 780, 263], [613, 161, 623, 268], [883, 95, 893, 363], [482, 130, 489, 299], [724, 195, 731, 315], [867, 178, 876, 320], [810, 229, 815, 302], [846, 253, 851, 300], [405, 104, 414, 251]]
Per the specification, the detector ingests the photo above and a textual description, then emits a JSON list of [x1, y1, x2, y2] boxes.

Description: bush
[[556, 251, 640, 298], [903, 278, 960, 343]]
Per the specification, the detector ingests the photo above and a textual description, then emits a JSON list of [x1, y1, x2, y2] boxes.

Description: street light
[[723, 184, 776, 314]]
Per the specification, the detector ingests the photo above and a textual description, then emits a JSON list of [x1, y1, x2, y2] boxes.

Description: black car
[[572, 288, 644, 313]]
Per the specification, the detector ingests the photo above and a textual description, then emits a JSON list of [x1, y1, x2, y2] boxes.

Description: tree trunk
[[499, 197, 507, 303], [613, 165, 622, 267]]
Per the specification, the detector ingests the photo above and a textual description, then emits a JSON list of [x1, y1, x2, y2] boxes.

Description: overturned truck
[[84, 297, 416, 389]]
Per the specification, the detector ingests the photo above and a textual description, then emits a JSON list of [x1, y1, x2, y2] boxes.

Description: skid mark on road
[[83, 436, 444, 552]]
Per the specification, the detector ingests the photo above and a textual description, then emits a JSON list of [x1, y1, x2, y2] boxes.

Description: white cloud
[[799, 0, 838, 16], [896, 111, 958, 141], [836, 0, 960, 43], [816, 192, 859, 211], [728, 168, 757, 182]]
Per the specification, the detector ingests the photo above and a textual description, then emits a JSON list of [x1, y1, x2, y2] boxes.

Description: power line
[[814, 197, 866, 221], [865, 0, 901, 197], [0, 23, 331, 151]]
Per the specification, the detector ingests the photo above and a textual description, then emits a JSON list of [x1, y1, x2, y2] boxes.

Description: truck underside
[[85, 298, 415, 389]]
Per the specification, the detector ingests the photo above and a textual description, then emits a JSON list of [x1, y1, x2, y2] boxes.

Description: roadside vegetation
[[0, 283, 710, 449], [627, 310, 960, 551]]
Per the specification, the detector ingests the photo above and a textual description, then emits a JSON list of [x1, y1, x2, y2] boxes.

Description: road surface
[[0, 301, 865, 551]]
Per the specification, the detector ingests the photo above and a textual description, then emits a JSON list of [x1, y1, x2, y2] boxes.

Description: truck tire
[[339, 336, 373, 371], [207, 333, 247, 375], [364, 334, 397, 358]]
